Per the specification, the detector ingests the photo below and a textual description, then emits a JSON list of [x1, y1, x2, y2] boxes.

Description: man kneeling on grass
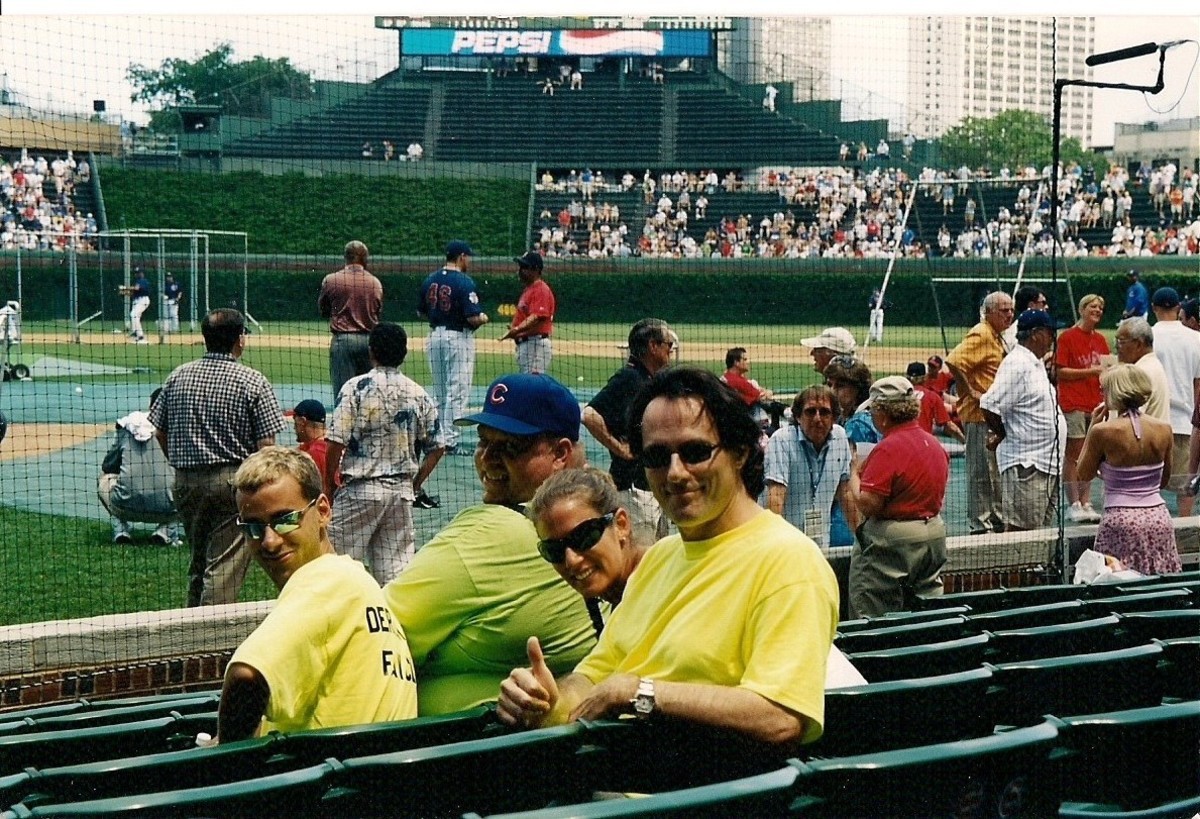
[[217, 447, 417, 742]]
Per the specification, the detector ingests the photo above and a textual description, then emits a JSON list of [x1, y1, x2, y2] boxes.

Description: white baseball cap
[[800, 327, 857, 354]]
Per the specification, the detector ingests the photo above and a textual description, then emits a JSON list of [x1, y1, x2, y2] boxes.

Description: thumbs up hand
[[497, 636, 561, 729]]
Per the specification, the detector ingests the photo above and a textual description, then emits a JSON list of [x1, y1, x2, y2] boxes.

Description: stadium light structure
[[1049, 41, 1182, 283]]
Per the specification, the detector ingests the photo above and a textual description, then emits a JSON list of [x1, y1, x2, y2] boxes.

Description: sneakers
[[413, 489, 440, 509], [112, 532, 133, 545], [134, 337, 149, 345], [1067, 502, 1101, 524]]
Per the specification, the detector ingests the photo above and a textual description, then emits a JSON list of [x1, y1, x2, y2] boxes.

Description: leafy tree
[[938, 109, 1105, 178], [127, 43, 313, 132]]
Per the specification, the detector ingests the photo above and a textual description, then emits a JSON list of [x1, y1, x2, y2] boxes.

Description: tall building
[[721, 17, 833, 102], [907, 16, 1095, 145]]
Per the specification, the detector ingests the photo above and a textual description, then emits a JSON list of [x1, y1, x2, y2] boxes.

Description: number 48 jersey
[[417, 267, 484, 331]]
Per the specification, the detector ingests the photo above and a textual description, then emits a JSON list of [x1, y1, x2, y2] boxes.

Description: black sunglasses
[[236, 498, 317, 540], [640, 441, 721, 470], [537, 512, 615, 564]]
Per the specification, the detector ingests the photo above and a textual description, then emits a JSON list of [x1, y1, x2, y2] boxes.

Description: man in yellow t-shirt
[[219, 447, 417, 741], [498, 367, 838, 746]]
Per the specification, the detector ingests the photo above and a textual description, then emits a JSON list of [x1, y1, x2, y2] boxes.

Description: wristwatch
[[631, 677, 656, 720]]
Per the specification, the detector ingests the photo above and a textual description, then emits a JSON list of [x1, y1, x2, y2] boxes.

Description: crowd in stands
[[531, 161, 1200, 260], [0, 149, 97, 252]]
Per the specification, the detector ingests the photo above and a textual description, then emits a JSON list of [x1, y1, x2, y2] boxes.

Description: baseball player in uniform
[[498, 250, 555, 374], [120, 267, 152, 344], [163, 273, 183, 334], [417, 240, 489, 453]]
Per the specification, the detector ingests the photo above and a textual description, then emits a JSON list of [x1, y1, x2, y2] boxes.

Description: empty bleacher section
[[674, 86, 840, 165], [223, 81, 431, 161]]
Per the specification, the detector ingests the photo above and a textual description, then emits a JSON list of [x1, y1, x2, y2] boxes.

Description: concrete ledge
[[0, 601, 273, 677]]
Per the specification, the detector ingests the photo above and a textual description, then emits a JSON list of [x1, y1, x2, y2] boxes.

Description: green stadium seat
[[0, 712, 217, 777], [1046, 700, 1200, 814], [0, 694, 221, 736], [984, 615, 1130, 664], [0, 690, 220, 724], [805, 667, 995, 757], [1155, 636, 1200, 701], [1, 761, 334, 817], [916, 588, 1009, 613], [793, 721, 1060, 818], [1115, 580, 1200, 598], [466, 765, 804, 819], [1002, 584, 1086, 607], [967, 600, 1088, 632], [1084, 588, 1192, 616], [322, 723, 593, 817], [986, 644, 1165, 728], [844, 633, 990, 682], [1115, 609, 1200, 643], [1057, 795, 1200, 818], [0, 708, 495, 809], [835, 605, 972, 634], [834, 615, 972, 653]]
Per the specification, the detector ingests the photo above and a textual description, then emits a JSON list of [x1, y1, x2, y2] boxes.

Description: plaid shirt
[[150, 353, 284, 469]]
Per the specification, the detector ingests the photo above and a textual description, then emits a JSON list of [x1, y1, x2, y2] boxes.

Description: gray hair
[[1120, 317, 1154, 347], [981, 291, 1012, 316]]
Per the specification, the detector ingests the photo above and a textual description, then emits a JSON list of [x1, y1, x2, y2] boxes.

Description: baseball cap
[[1127, 269, 1140, 278], [446, 239, 474, 258], [927, 355, 944, 368], [455, 373, 581, 441], [870, 376, 915, 403], [1016, 309, 1058, 333], [800, 327, 857, 354], [1151, 287, 1180, 309], [905, 362, 926, 380], [513, 250, 544, 271], [292, 399, 326, 424]]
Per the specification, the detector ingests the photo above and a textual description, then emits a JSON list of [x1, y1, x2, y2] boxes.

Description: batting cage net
[[0, 12, 1197, 737]]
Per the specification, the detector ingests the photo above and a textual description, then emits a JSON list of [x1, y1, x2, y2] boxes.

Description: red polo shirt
[[859, 420, 949, 520]]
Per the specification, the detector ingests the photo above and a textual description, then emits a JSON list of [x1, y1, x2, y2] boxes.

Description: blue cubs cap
[[455, 373, 580, 441], [1016, 309, 1057, 333], [446, 239, 474, 258]]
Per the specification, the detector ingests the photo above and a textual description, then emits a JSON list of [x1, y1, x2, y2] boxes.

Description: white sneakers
[[1067, 502, 1102, 523]]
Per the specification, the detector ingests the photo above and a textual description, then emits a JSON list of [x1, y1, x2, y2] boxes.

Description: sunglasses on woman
[[236, 498, 317, 540], [640, 441, 721, 470], [537, 512, 616, 564]]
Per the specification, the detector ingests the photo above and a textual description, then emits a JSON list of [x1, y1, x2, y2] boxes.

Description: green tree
[[938, 109, 1105, 177], [127, 43, 313, 132]]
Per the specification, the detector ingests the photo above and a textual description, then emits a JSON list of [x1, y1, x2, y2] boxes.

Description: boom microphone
[[1086, 42, 1159, 67]]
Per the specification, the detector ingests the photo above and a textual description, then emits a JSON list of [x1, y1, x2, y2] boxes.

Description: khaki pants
[[965, 422, 1004, 534], [849, 516, 947, 619], [174, 465, 249, 607]]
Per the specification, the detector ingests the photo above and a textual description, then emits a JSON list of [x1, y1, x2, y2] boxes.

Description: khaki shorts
[[1064, 410, 1091, 439], [1166, 433, 1191, 492], [1001, 464, 1060, 530]]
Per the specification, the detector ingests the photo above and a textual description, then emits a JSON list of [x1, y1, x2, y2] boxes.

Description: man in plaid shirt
[[151, 308, 284, 606]]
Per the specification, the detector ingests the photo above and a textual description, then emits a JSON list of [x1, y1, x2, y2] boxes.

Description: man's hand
[[568, 673, 639, 722], [497, 637, 559, 728]]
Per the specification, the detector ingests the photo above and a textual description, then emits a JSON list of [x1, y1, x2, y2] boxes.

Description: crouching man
[[217, 447, 418, 742]]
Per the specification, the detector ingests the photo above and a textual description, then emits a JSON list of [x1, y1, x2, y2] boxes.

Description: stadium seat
[[1083, 588, 1192, 616], [1115, 609, 1200, 644], [465, 765, 805, 819], [915, 588, 1009, 613], [835, 605, 972, 634], [0, 708, 496, 808], [322, 723, 593, 817], [1046, 700, 1200, 814], [793, 721, 1060, 818], [806, 667, 995, 757], [984, 615, 1130, 664], [0, 712, 217, 777], [1057, 795, 1200, 818], [1155, 636, 1200, 701], [1001, 584, 1086, 608], [1115, 579, 1200, 598], [0, 690, 220, 724], [0, 694, 221, 737], [834, 615, 972, 653], [844, 632, 990, 682], [967, 600, 1088, 632], [986, 644, 1165, 728], [0, 760, 334, 817]]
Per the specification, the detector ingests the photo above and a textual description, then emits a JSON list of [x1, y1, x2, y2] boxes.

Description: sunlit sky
[[0, 2, 1196, 146]]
